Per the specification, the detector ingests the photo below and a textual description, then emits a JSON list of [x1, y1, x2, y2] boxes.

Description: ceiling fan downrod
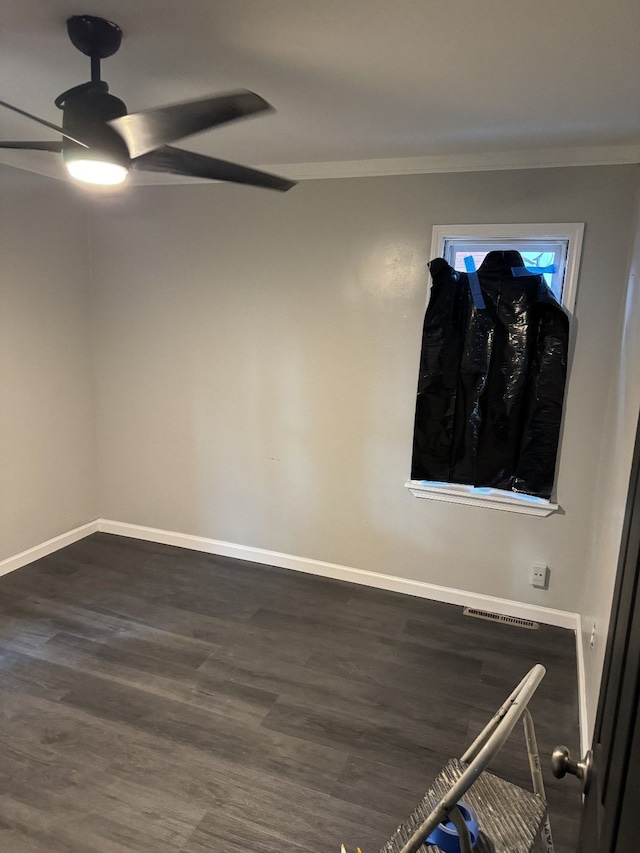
[[55, 15, 126, 112]]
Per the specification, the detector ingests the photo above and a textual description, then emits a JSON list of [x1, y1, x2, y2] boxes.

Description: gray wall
[[89, 165, 640, 615], [0, 167, 97, 560], [580, 201, 640, 735]]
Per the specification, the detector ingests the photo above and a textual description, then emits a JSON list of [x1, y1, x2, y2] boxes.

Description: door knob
[[551, 745, 593, 794]]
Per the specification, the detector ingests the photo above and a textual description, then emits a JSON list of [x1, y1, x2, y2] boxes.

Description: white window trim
[[405, 480, 558, 516], [407, 222, 583, 515]]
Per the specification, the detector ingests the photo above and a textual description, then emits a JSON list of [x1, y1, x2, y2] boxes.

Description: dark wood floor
[[0, 534, 581, 852]]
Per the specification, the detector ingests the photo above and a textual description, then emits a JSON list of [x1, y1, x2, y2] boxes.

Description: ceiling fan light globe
[[65, 157, 128, 185]]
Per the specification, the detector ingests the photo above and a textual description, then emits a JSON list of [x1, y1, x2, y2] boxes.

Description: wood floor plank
[[200, 647, 473, 743], [261, 697, 468, 773], [0, 794, 140, 853], [88, 592, 315, 664], [331, 753, 444, 818], [8, 634, 279, 723], [0, 533, 582, 852], [184, 775, 395, 853]]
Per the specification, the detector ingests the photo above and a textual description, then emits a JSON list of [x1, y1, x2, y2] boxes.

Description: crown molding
[[278, 143, 640, 181], [1, 143, 639, 185]]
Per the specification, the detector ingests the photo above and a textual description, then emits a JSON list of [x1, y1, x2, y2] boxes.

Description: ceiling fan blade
[[0, 99, 88, 148], [0, 140, 63, 151], [109, 90, 273, 159], [133, 145, 296, 192]]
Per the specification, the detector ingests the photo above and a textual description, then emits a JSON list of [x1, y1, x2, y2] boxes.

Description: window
[[445, 241, 565, 300], [431, 223, 584, 314], [406, 223, 584, 516]]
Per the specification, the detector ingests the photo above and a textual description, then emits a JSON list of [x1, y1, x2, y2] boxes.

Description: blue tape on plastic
[[511, 264, 556, 277], [464, 256, 486, 310], [426, 801, 480, 853]]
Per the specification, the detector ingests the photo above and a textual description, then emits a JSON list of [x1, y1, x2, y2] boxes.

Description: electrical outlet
[[590, 623, 597, 651], [531, 563, 550, 589]]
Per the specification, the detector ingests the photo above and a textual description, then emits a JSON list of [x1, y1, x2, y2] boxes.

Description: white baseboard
[[97, 518, 579, 629], [0, 516, 582, 631], [0, 515, 587, 752], [0, 519, 99, 578], [575, 618, 591, 756]]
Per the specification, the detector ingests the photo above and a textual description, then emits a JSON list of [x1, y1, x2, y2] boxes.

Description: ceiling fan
[[0, 15, 296, 191]]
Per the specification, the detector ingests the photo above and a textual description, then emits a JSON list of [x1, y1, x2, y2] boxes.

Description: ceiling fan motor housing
[[60, 84, 130, 169]]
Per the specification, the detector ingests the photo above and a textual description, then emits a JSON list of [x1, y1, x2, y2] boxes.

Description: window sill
[[405, 480, 559, 516]]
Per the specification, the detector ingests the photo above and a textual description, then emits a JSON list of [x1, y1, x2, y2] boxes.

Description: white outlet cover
[[531, 563, 550, 589]]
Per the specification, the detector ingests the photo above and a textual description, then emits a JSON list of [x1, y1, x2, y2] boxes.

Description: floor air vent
[[463, 607, 539, 629]]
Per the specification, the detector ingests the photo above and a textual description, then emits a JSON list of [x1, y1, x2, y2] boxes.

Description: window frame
[[406, 222, 584, 516]]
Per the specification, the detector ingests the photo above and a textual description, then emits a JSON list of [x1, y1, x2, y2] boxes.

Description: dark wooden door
[[574, 414, 640, 851]]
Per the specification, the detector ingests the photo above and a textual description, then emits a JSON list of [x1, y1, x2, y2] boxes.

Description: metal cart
[[380, 664, 554, 853]]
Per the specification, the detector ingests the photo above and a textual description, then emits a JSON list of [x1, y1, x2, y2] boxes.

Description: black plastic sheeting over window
[[411, 250, 569, 500]]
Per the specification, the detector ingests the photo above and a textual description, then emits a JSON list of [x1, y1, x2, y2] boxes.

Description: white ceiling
[[1, 0, 639, 184]]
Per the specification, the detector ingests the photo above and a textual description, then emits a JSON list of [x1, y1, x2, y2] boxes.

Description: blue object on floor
[[425, 801, 479, 852]]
